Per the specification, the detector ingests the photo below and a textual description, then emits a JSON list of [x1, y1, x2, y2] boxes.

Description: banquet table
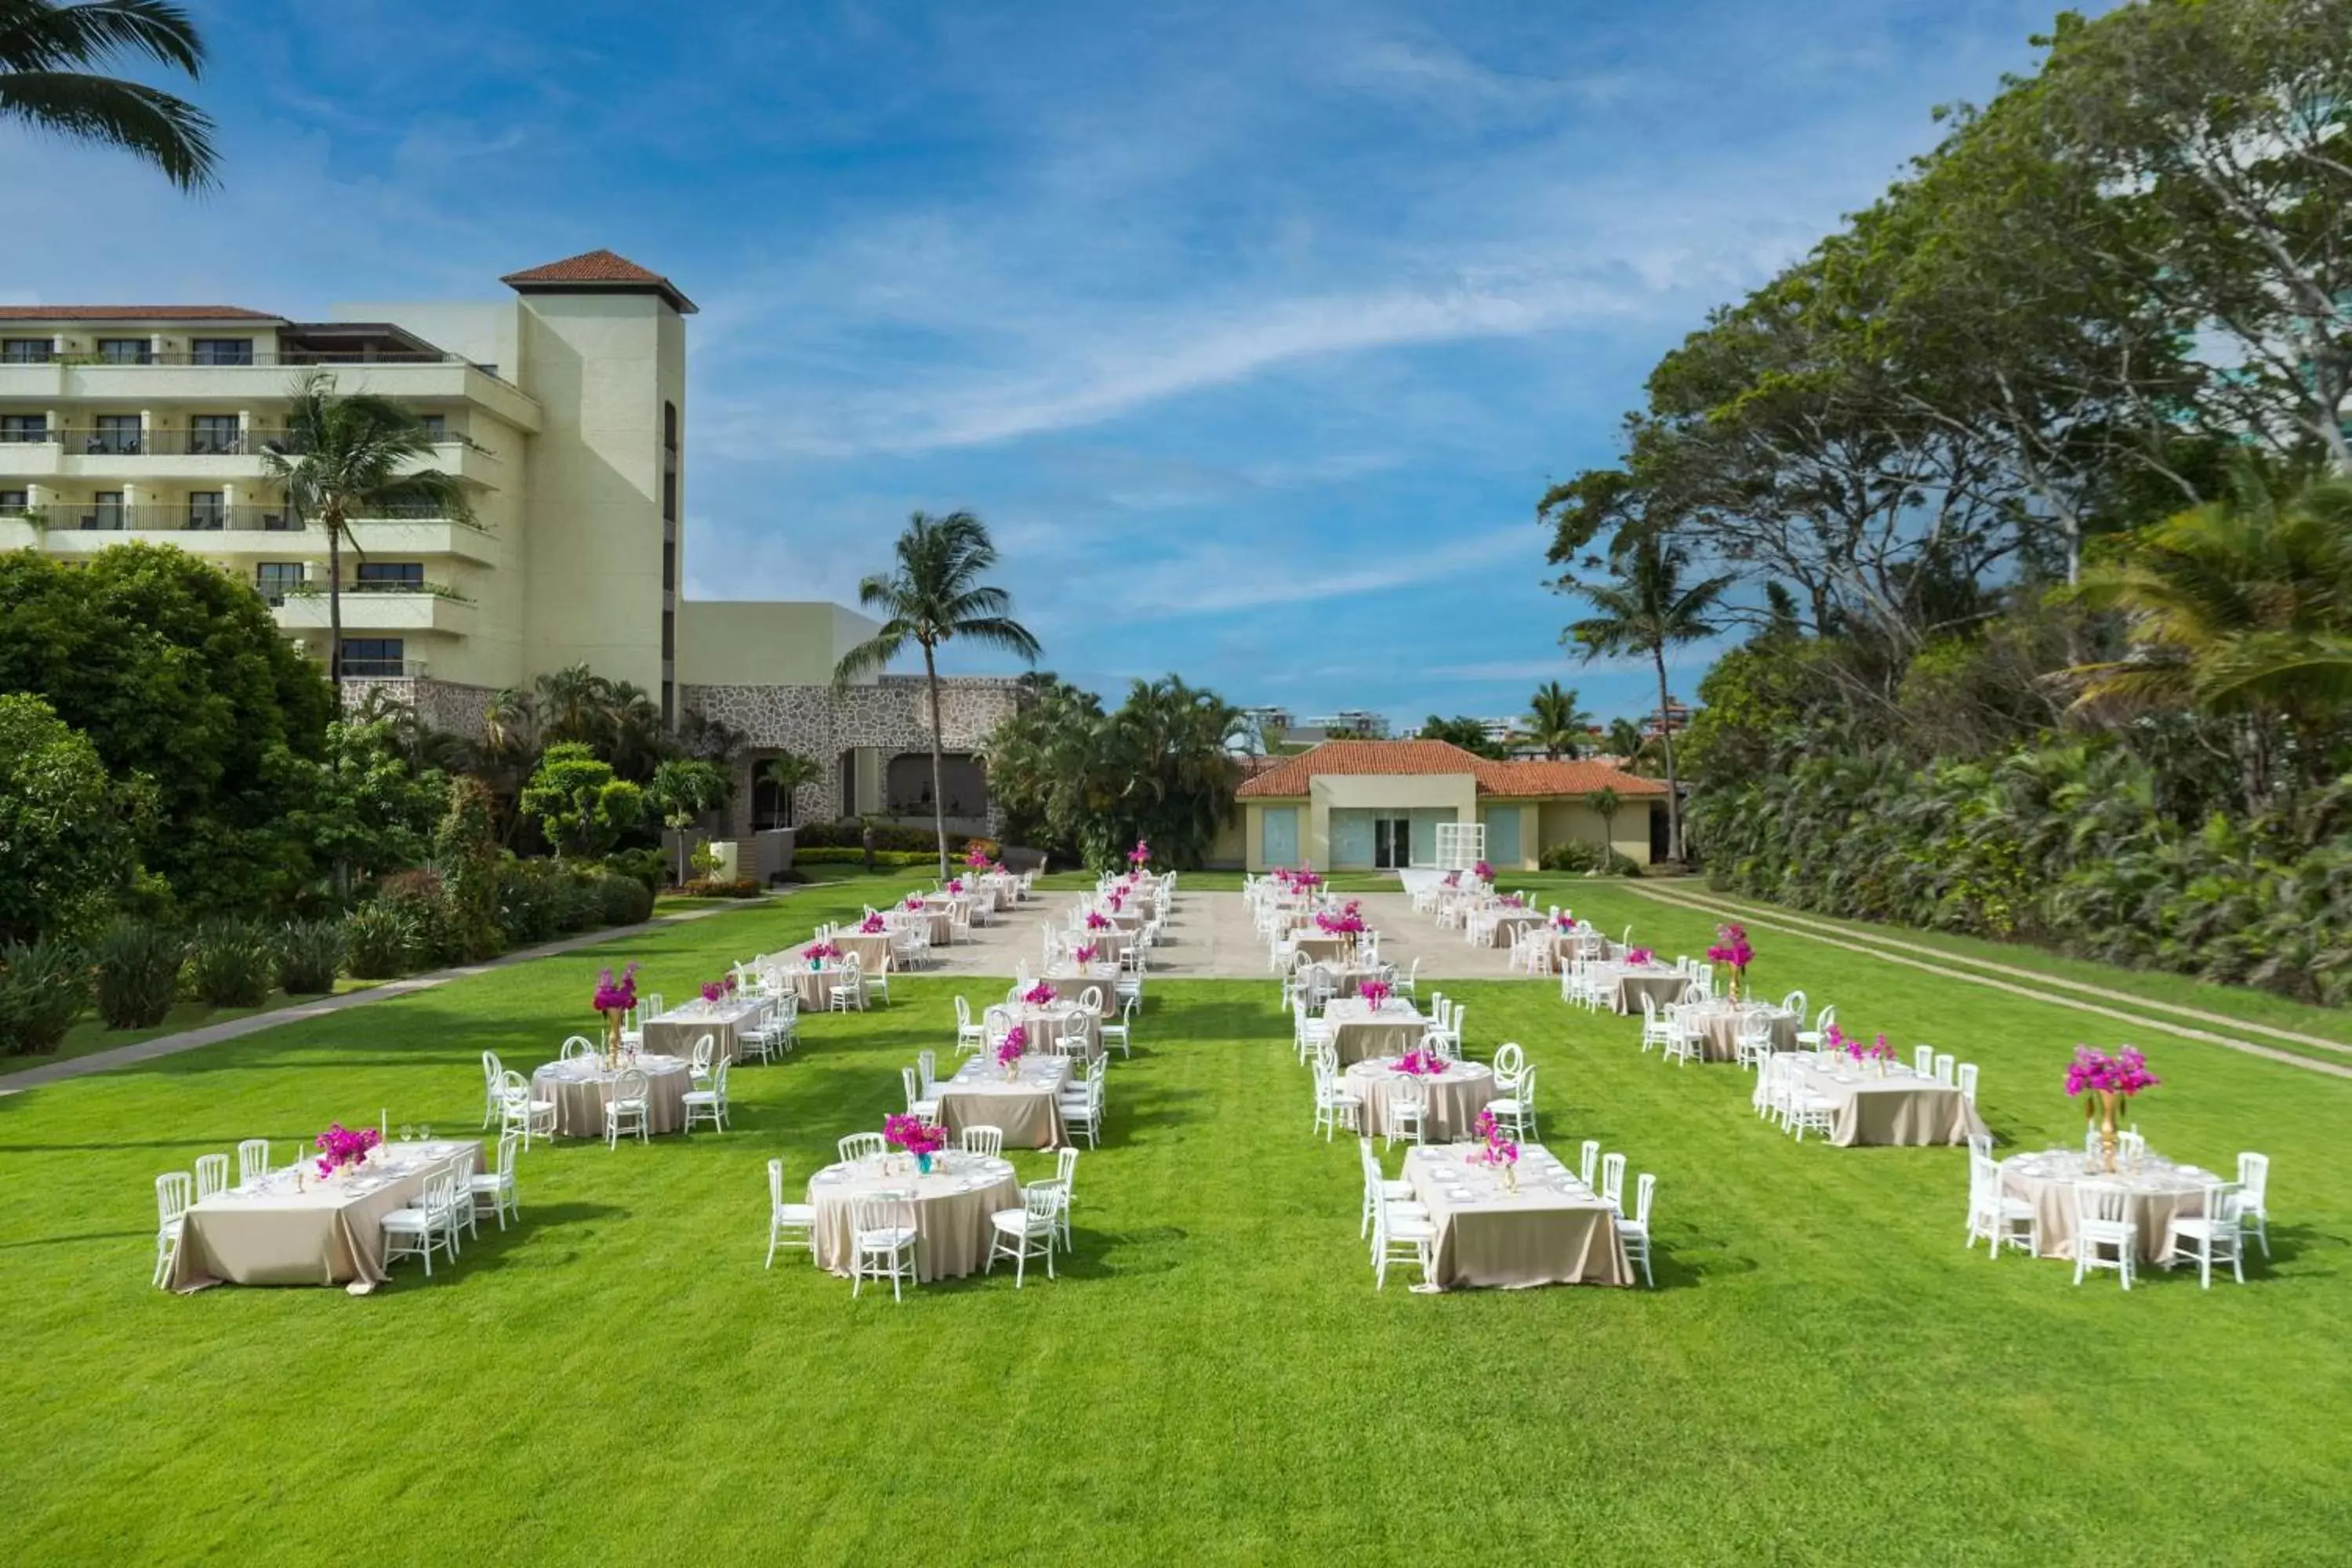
[[172, 1138, 482, 1293], [1483, 909, 1546, 949], [532, 1054, 691, 1138], [808, 1152, 1022, 1282], [783, 964, 860, 1011], [2002, 1148, 2215, 1262], [923, 893, 974, 929], [930, 1054, 1072, 1147], [1782, 1054, 1988, 1146], [834, 932, 896, 971], [1347, 1058, 1497, 1142], [1305, 963, 1387, 1000], [1289, 933, 1359, 964], [1011, 999, 1102, 1057], [1073, 926, 1136, 963], [1324, 997, 1428, 1065], [1039, 969, 1120, 1015], [1403, 1142, 1631, 1289], [1600, 964, 1689, 1014], [1680, 1001, 1797, 1063], [643, 997, 765, 1065]]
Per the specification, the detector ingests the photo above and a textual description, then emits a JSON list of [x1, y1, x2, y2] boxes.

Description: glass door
[[1373, 817, 1413, 869]]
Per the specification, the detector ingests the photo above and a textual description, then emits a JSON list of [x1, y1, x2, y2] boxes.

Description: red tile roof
[[0, 305, 279, 321], [1236, 739, 1668, 799], [499, 249, 696, 313]]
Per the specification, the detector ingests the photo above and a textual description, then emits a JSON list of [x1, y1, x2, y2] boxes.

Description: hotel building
[[0, 251, 1018, 836]]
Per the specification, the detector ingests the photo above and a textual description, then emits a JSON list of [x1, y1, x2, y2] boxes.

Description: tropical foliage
[[0, 0, 217, 190], [986, 674, 1245, 870]]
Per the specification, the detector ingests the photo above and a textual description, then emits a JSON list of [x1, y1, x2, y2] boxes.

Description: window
[[0, 489, 29, 515], [2, 339, 53, 364], [85, 491, 124, 530], [96, 338, 151, 365], [418, 414, 446, 440], [190, 338, 254, 367], [187, 492, 226, 530], [664, 401, 678, 452], [356, 561, 424, 587], [661, 608, 675, 659], [90, 415, 142, 455], [662, 540, 676, 592], [662, 469, 677, 523], [336, 638, 406, 678], [0, 414, 48, 443], [190, 415, 241, 455], [750, 763, 798, 831], [254, 563, 304, 605]]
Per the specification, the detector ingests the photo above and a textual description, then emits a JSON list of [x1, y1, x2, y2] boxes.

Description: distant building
[[1299, 709, 1392, 739], [1641, 701, 1693, 741]]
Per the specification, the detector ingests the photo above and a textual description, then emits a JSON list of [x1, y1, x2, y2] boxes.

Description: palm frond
[[0, 68, 213, 187]]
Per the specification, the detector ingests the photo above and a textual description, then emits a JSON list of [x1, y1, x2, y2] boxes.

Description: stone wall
[[680, 675, 1024, 833], [341, 676, 497, 741]]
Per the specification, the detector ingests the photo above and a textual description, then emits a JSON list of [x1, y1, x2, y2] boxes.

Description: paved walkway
[[0, 901, 759, 1097]]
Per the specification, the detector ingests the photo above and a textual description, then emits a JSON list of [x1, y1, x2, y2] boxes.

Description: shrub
[[186, 919, 278, 1007], [275, 919, 347, 994], [792, 848, 940, 868], [0, 938, 90, 1054], [378, 869, 470, 967], [1540, 840, 1642, 877], [94, 921, 183, 1029], [791, 822, 984, 854], [495, 858, 566, 947], [603, 846, 668, 898], [344, 902, 422, 979], [594, 872, 655, 926], [431, 778, 503, 963], [681, 877, 764, 898]]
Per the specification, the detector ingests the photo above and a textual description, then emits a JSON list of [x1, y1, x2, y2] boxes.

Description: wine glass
[[398, 1123, 416, 1145], [419, 1124, 434, 1145]]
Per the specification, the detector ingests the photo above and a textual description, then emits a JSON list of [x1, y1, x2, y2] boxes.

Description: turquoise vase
[[917, 1152, 933, 1175]]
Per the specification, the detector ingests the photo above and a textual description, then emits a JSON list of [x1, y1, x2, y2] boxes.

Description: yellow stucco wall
[[675, 601, 882, 687]]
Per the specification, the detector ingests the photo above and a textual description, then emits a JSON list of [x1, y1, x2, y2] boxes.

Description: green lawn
[[0, 978, 387, 1079], [3, 878, 2348, 1563]]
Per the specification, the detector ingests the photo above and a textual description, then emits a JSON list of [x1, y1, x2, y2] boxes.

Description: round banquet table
[[785, 964, 859, 1011], [531, 1054, 690, 1138], [1679, 1001, 1797, 1062], [1345, 1058, 1497, 1142], [807, 1152, 1022, 1282], [2000, 1149, 2215, 1262]]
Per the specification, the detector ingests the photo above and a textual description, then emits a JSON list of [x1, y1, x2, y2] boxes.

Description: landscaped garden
[[3, 872, 2347, 1563]]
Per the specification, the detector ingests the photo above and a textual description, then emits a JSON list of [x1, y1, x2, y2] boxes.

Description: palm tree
[[264, 371, 470, 682], [757, 751, 821, 829], [1525, 680, 1592, 760], [1, 0, 217, 190], [1584, 786, 1621, 863], [834, 511, 1042, 880], [531, 663, 612, 747], [1563, 532, 1730, 863], [1605, 717, 1648, 765]]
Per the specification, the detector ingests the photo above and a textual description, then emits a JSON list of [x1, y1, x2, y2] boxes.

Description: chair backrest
[[710, 1059, 730, 1096], [1933, 1052, 1955, 1086], [1967, 1132, 1993, 1163], [962, 1125, 1004, 1157], [1956, 1062, 1979, 1102], [237, 1138, 271, 1185], [1057, 1145, 1080, 1189], [1493, 1040, 1525, 1082], [1968, 1145, 1998, 1203], [499, 1068, 531, 1101], [1080, 985, 1104, 1013], [1023, 1184, 1060, 1223], [495, 1130, 520, 1178], [1640, 993, 1657, 1025], [1913, 1045, 1935, 1078], [902, 1065, 925, 1109], [851, 1192, 913, 1236], [1601, 1152, 1625, 1207], [643, 992, 664, 1018], [2074, 1181, 2130, 1226], [561, 1035, 594, 1061], [2238, 1151, 2269, 1207], [157, 1171, 192, 1225], [692, 1034, 716, 1073], [956, 995, 973, 1026], [918, 1049, 937, 1091], [1450, 1005, 1467, 1041], [2201, 1180, 2244, 1229], [1815, 1004, 1835, 1036], [482, 1050, 503, 1086], [1581, 1139, 1600, 1187], [1780, 989, 1806, 1024], [1631, 1171, 1656, 1225], [768, 1156, 786, 1210], [615, 1068, 649, 1103], [445, 1145, 476, 1192], [194, 1152, 229, 1200], [1516, 1064, 1537, 1105], [839, 1132, 886, 1163]]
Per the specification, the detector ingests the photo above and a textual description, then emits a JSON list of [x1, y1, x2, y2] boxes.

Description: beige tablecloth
[[1305, 964, 1388, 1000], [1324, 998, 1428, 1065], [808, 1154, 1022, 1281], [173, 1139, 482, 1292], [1290, 933, 1352, 964], [1606, 968, 1689, 1014], [1403, 1142, 1631, 1289], [643, 998, 764, 1065], [1682, 1003, 1796, 1063], [1789, 1055, 1989, 1146], [1348, 1059, 1497, 1142], [1072, 927, 1135, 964], [784, 965, 859, 1011], [1040, 969, 1120, 1015], [1011, 1000, 1100, 1058], [835, 933, 896, 971], [532, 1056, 690, 1137], [931, 1055, 1072, 1147], [1485, 910, 1544, 948], [2002, 1149, 2213, 1261]]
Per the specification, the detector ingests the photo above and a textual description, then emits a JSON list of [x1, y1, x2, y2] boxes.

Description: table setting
[[1595, 953, 1688, 1014], [1679, 1000, 1797, 1062], [1402, 1140, 1631, 1290], [2000, 1147, 2213, 1262], [807, 1149, 1022, 1282], [642, 988, 767, 1064], [930, 1051, 1073, 1147], [1782, 1050, 1987, 1145], [1323, 994, 1428, 1065], [532, 1052, 691, 1137], [172, 1134, 481, 1294], [1346, 1054, 1496, 1141]]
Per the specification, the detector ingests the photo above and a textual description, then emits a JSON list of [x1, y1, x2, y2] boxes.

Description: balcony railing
[[17, 502, 486, 534], [283, 579, 473, 604], [1, 426, 488, 459], [336, 657, 429, 680]]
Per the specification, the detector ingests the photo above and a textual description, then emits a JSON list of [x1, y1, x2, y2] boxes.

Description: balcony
[[18, 503, 498, 565], [274, 579, 477, 637], [0, 354, 540, 434]]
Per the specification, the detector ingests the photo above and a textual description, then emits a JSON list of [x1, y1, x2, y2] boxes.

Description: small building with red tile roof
[[1228, 739, 1666, 870]]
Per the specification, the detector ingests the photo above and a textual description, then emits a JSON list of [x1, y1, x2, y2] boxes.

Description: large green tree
[[519, 743, 644, 860], [0, 0, 217, 189], [0, 692, 136, 942], [0, 544, 335, 912], [285, 718, 448, 901], [834, 511, 1042, 880], [264, 370, 471, 682], [1416, 714, 1506, 760], [1525, 680, 1592, 759], [983, 675, 1243, 870]]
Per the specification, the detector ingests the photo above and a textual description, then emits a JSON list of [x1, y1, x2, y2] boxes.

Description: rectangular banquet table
[[643, 996, 766, 1065], [1403, 1142, 1631, 1288], [931, 1055, 1072, 1147], [1785, 1054, 1990, 1146], [1603, 966, 1689, 1014], [1323, 997, 1428, 1065], [1290, 933, 1352, 964], [173, 1138, 482, 1293], [1484, 910, 1546, 948]]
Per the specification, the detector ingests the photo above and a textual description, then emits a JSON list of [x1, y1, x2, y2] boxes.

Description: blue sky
[[0, 0, 2071, 726]]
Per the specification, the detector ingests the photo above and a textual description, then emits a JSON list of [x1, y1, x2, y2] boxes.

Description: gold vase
[[1501, 1163, 1519, 1194], [2099, 1090, 2120, 1174], [1727, 969, 1741, 1004], [605, 1010, 624, 1071]]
